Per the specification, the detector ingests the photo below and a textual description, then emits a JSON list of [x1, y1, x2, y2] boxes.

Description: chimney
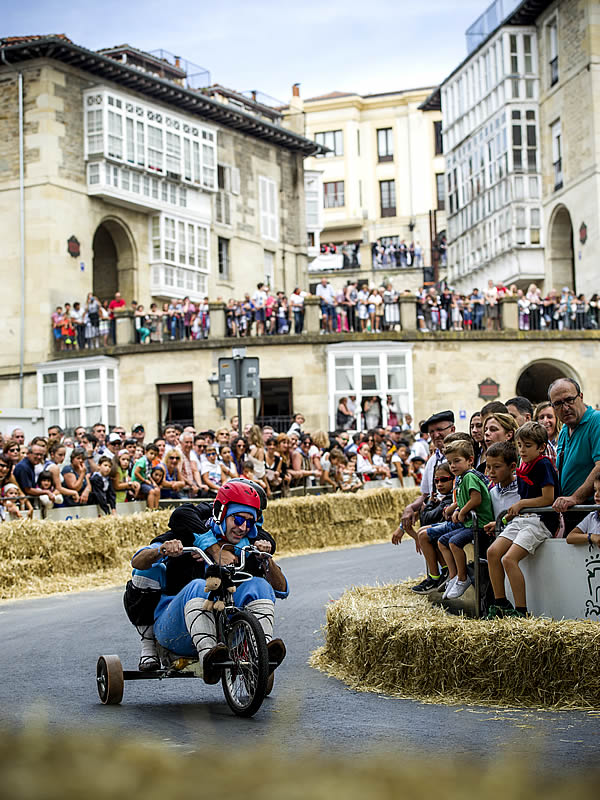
[[292, 83, 300, 97], [251, 90, 257, 102], [175, 56, 181, 68]]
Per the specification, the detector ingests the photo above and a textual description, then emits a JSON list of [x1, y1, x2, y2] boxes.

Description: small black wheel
[[221, 610, 269, 717], [96, 655, 124, 705]]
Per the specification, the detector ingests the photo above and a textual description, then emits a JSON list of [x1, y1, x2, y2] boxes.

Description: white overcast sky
[[3, 0, 486, 101]]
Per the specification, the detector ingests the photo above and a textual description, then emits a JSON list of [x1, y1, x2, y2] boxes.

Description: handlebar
[[179, 544, 272, 583]]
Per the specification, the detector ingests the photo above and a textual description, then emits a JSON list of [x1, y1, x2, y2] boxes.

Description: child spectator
[[132, 443, 161, 510], [89, 456, 117, 515], [200, 445, 222, 496], [483, 442, 520, 533], [427, 440, 493, 599], [408, 462, 455, 593], [111, 451, 140, 503], [372, 444, 391, 479], [1, 483, 33, 519], [321, 448, 344, 490], [566, 477, 600, 547], [486, 422, 559, 617], [36, 470, 63, 510], [242, 460, 269, 495], [408, 455, 426, 485]]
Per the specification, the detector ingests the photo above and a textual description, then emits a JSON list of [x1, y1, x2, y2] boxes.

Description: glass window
[[87, 110, 103, 154], [323, 181, 344, 209], [379, 180, 396, 217], [387, 355, 406, 390], [315, 130, 343, 157], [335, 357, 354, 391], [377, 128, 393, 161], [107, 110, 123, 159], [42, 373, 58, 407], [147, 125, 163, 172], [361, 356, 380, 391]]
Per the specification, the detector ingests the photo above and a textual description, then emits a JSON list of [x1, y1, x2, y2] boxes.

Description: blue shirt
[[556, 406, 600, 500], [13, 457, 35, 490]]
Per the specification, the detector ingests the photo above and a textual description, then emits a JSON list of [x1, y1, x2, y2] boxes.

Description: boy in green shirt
[[436, 439, 493, 599]]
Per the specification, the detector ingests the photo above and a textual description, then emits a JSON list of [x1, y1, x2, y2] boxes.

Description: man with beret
[[393, 410, 456, 543]]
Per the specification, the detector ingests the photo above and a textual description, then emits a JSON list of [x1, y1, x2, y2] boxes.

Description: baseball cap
[[132, 423, 145, 432], [108, 432, 122, 444], [390, 426, 402, 433]]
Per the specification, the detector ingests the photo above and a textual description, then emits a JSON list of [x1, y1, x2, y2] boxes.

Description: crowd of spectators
[[516, 285, 599, 331], [50, 281, 600, 348], [393, 380, 600, 615], [0, 411, 437, 520], [51, 291, 210, 351]]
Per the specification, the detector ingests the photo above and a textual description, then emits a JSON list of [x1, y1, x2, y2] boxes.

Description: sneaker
[[486, 604, 513, 619], [446, 577, 472, 599], [442, 575, 458, 599], [411, 576, 439, 595], [503, 608, 527, 618], [434, 572, 449, 591]]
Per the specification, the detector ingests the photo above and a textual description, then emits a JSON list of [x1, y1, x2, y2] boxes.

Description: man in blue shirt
[[549, 378, 600, 528], [13, 442, 54, 503]]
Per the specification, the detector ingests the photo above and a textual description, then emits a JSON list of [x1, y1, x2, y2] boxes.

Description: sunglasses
[[168, 456, 180, 461], [231, 514, 255, 532], [435, 477, 453, 483], [206, 451, 217, 455]]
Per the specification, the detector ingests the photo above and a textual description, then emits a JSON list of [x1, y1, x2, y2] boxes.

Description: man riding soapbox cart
[[96, 480, 288, 718]]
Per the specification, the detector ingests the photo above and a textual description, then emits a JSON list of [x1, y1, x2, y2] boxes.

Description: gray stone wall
[[55, 70, 93, 184]]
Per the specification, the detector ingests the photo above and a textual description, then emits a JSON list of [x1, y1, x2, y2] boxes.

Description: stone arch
[[547, 204, 575, 293], [516, 358, 581, 405], [92, 216, 137, 303]]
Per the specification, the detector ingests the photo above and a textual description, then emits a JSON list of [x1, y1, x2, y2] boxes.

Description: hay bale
[[1, 724, 599, 799], [312, 581, 600, 709], [0, 489, 419, 600]]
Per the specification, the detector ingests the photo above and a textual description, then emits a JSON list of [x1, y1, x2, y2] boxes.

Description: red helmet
[[213, 481, 261, 524]]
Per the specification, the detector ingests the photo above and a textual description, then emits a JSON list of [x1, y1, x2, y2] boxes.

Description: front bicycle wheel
[[221, 609, 269, 717]]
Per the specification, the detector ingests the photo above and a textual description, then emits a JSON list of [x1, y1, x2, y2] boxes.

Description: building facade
[[282, 86, 446, 291], [0, 35, 322, 414], [442, 0, 600, 295]]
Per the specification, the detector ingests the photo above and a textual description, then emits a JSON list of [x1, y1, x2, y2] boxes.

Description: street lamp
[[207, 371, 225, 417]]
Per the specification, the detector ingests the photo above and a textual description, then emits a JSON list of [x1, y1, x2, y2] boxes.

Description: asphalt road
[[0, 541, 598, 769]]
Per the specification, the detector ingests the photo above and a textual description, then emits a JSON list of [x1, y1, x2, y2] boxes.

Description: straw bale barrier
[[0, 487, 418, 600], [2, 724, 600, 800], [311, 582, 600, 709]]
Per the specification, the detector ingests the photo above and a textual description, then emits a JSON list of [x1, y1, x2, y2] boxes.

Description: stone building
[[442, 0, 600, 295], [281, 85, 446, 292], [1, 32, 599, 438], [0, 34, 321, 414]]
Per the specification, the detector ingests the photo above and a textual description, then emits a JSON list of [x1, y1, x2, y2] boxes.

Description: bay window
[[37, 357, 119, 433], [327, 344, 413, 431]]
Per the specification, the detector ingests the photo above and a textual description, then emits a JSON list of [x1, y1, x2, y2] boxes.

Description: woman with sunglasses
[[160, 450, 186, 499], [2, 439, 22, 471], [0, 456, 15, 493]]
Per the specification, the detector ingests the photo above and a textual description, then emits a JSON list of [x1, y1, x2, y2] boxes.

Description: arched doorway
[[548, 205, 575, 292], [92, 218, 136, 302], [516, 359, 580, 404]]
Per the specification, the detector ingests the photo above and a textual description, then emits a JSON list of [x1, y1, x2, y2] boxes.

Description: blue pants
[[153, 577, 276, 657]]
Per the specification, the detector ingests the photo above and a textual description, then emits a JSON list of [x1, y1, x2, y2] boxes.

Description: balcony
[[88, 160, 189, 213], [151, 263, 208, 301]]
